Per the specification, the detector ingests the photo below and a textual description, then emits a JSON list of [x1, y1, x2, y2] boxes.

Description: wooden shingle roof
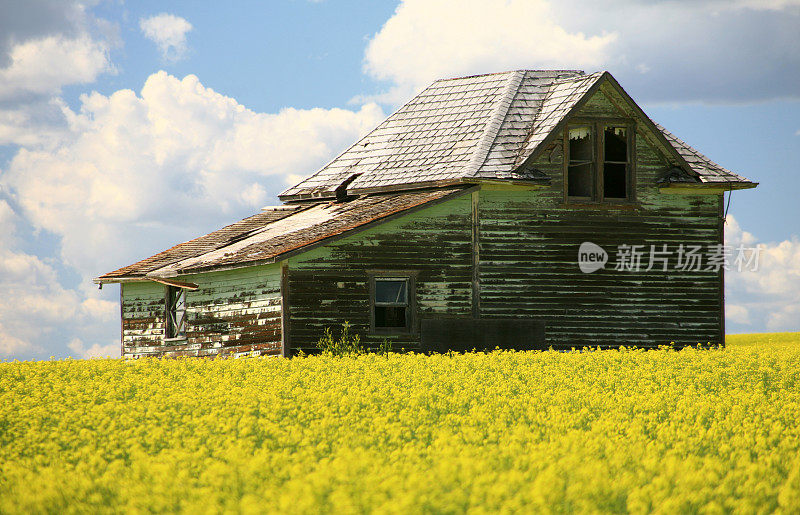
[[656, 123, 750, 184], [280, 70, 754, 200], [98, 206, 304, 280]]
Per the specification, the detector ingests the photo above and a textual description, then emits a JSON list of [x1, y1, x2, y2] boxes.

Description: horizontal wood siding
[[121, 282, 164, 351], [121, 264, 282, 357], [478, 87, 723, 348], [287, 194, 473, 353]]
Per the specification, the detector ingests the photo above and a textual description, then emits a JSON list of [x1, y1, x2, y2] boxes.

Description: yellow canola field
[[2, 333, 800, 513]]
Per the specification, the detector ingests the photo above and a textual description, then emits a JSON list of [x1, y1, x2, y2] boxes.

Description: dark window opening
[[568, 126, 593, 197], [373, 278, 410, 330], [603, 126, 628, 199], [566, 123, 632, 202], [166, 286, 187, 339], [375, 306, 406, 328], [603, 163, 627, 199]]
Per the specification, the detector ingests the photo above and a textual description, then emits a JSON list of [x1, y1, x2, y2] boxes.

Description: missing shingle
[[335, 173, 362, 202]]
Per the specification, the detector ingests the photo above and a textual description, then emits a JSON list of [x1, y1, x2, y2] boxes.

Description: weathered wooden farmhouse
[[96, 70, 756, 358]]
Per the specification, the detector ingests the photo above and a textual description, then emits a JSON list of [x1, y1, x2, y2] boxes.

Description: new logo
[[578, 242, 608, 273]]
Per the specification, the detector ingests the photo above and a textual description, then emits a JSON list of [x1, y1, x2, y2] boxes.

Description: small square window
[[371, 276, 414, 332]]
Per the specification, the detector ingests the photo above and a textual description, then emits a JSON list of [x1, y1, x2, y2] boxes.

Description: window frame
[[164, 285, 188, 341], [564, 118, 636, 204], [368, 271, 418, 335]]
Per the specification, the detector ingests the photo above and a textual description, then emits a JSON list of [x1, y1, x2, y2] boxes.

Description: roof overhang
[[659, 182, 758, 195], [93, 276, 148, 285], [93, 276, 200, 289]]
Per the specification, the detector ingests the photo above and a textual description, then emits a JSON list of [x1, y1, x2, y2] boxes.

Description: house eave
[[658, 182, 758, 195], [94, 275, 150, 285]]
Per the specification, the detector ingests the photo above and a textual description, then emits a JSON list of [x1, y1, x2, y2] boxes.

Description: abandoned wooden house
[[95, 70, 757, 358]]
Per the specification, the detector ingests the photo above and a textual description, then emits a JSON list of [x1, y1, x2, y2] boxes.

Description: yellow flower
[[0, 333, 798, 512]]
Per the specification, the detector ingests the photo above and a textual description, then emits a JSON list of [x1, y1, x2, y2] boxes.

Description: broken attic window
[[568, 126, 594, 197], [374, 278, 409, 329], [165, 286, 187, 339], [566, 123, 633, 202], [603, 126, 628, 199]]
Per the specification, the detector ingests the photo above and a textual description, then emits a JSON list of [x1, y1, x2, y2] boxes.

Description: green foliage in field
[[317, 322, 364, 356], [2, 334, 800, 513]]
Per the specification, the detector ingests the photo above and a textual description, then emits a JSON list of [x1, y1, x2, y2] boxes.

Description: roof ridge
[[549, 71, 599, 86], [464, 70, 526, 176], [436, 69, 585, 83]]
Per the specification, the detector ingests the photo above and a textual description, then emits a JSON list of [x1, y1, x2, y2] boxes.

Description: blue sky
[[0, 0, 798, 359]]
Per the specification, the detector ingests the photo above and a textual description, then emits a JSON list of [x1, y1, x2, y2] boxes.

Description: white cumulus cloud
[[140, 13, 193, 62], [0, 35, 113, 102], [725, 214, 800, 333], [0, 71, 384, 359], [363, 0, 616, 103], [726, 304, 751, 325], [0, 1, 117, 147], [0, 245, 83, 357], [363, 0, 800, 105], [3, 71, 384, 282], [68, 338, 118, 359]]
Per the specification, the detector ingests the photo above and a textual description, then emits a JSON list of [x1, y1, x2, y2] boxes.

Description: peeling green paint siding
[[120, 282, 164, 352], [120, 264, 283, 358], [287, 194, 473, 353], [577, 88, 622, 119], [479, 88, 723, 348], [478, 189, 720, 348]]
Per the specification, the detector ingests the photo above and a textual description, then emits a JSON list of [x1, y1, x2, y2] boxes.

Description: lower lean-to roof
[[96, 186, 471, 282]]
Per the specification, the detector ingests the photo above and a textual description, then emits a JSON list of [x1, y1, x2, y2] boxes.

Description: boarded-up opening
[[420, 318, 546, 353]]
